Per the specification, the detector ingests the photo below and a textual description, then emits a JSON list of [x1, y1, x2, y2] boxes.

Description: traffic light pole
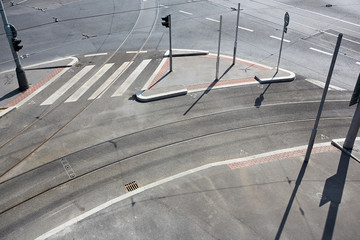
[[0, 1, 29, 91], [169, 15, 172, 72]]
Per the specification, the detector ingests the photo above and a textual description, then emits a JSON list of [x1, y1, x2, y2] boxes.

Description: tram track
[[0, 0, 161, 179], [0, 99, 353, 215]]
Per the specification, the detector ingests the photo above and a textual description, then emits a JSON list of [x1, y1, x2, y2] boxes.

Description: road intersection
[[0, 0, 359, 239]]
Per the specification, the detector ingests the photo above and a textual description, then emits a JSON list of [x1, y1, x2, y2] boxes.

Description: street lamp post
[[0, 1, 29, 91]]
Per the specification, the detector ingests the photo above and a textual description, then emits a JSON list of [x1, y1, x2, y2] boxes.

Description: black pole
[[304, 33, 343, 162]]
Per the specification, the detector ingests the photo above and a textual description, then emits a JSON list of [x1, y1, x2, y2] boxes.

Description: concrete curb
[[165, 49, 209, 57], [254, 68, 296, 84], [136, 85, 188, 102], [0, 106, 16, 118]]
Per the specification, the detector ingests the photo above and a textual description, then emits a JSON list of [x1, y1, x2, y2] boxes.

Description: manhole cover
[[125, 181, 139, 192]]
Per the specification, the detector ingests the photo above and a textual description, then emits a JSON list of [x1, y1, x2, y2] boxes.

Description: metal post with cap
[[0, 0, 29, 91], [274, 12, 289, 77], [162, 14, 172, 72]]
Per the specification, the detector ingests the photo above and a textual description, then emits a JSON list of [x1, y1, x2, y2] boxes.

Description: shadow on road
[[320, 151, 350, 240], [254, 83, 271, 108], [184, 64, 234, 115], [275, 160, 308, 240], [148, 71, 171, 89]]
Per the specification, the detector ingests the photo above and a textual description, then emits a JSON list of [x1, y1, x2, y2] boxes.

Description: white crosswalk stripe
[[41, 65, 94, 105], [88, 61, 133, 100], [66, 63, 114, 103], [112, 59, 152, 97], [40, 58, 155, 105]]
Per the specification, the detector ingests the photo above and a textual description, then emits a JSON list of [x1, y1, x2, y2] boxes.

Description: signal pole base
[[16, 67, 29, 91]]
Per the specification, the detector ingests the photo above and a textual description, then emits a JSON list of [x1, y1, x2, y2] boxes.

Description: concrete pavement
[[37, 139, 360, 240]]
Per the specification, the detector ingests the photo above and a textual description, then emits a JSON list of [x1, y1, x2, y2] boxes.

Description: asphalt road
[[0, 0, 359, 239], [1, 0, 359, 88]]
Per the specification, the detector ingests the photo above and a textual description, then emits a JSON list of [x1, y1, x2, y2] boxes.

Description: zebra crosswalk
[[40, 58, 154, 106]]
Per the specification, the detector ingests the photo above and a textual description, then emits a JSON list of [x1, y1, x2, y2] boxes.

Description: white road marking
[[41, 65, 94, 105], [112, 59, 152, 97], [179, 10, 192, 15], [205, 17, 220, 23], [66, 63, 114, 102], [270, 35, 291, 42], [309, 47, 333, 56], [88, 62, 133, 100], [126, 51, 148, 54], [276, 1, 360, 28], [84, 53, 108, 57], [323, 31, 360, 45], [238, 26, 254, 32], [34, 139, 348, 240], [305, 78, 346, 91], [356, 62, 360, 65]]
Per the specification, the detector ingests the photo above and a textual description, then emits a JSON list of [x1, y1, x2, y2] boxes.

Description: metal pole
[[169, 14, 172, 72], [275, 26, 285, 76], [304, 33, 343, 162], [275, 12, 289, 76], [233, 3, 240, 65], [216, 15, 222, 80], [0, 1, 29, 91], [343, 73, 360, 150]]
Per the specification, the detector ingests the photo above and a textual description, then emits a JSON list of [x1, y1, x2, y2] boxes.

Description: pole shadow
[[183, 64, 234, 116], [148, 71, 171, 89], [183, 79, 218, 115], [275, 160, 308, 240], [320, 151, 350, 240], [0, 89, 20, 102], [24, 65, 73, 71], [254, 84, 271, 108]]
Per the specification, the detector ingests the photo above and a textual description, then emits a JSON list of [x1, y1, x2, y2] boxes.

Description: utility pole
[[233, 3, 240, 65], [216, 15, 222, 80], [0, 1, 29, 91]]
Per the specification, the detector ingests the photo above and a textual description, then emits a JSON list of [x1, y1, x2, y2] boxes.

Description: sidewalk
[[36, 139, 360, 240], [0, 57, 77, 117], [136, 49, 295, 102]]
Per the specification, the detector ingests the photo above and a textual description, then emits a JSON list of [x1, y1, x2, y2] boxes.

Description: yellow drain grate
[[125, 181, 139, 192]]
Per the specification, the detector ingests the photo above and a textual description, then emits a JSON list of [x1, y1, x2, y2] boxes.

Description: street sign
[[349, 73, 360, 106]]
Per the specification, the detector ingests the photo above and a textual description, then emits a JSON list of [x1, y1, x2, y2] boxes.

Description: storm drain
[[125, 181, 139, 192]]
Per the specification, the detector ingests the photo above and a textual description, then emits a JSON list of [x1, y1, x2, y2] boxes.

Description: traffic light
[[161, 15, 170, 28], [12, 38, 23, 52]]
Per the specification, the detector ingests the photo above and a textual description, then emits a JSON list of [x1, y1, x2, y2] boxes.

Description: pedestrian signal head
[[162, 15, 170, 28], [12, 38, 23, 52]]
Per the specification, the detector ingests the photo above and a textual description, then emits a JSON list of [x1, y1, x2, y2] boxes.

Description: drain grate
[[125, 181, 139, 192]]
